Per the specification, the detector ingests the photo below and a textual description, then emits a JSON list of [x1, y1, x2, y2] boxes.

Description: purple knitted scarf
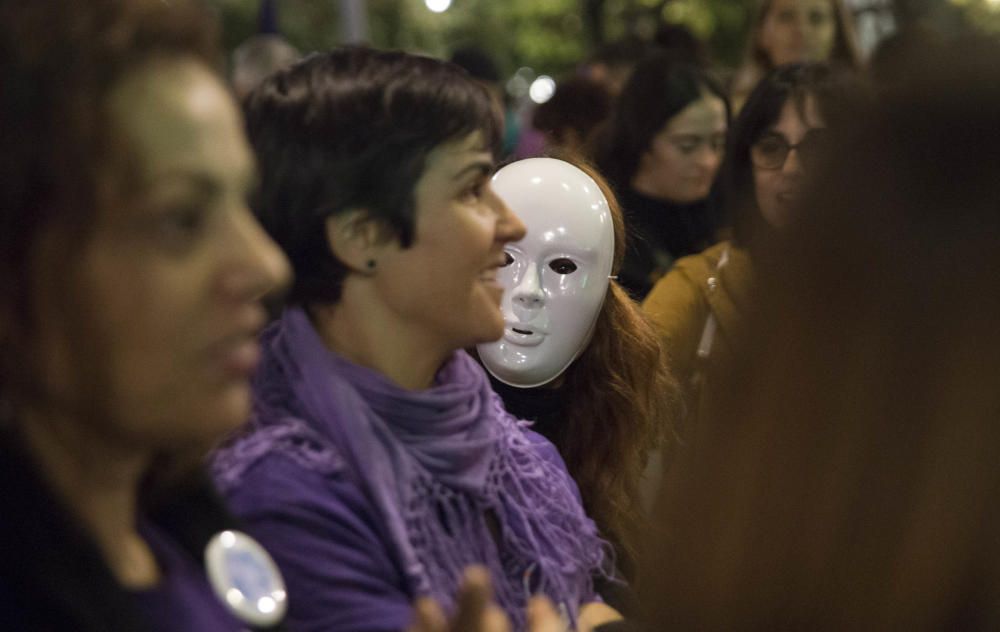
[[213, 308, 607, 628]]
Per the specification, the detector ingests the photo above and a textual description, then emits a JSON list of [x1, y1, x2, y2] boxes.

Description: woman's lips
[[215, 336, 261, 379]]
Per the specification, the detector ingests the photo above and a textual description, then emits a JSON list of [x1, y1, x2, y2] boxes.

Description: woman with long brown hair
[[0, 0, 291, 628], [479, 157, 680, 595], [731, 0, 862, 109]]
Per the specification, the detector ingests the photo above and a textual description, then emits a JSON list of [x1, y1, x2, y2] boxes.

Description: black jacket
[[0, 427, 284, 631]]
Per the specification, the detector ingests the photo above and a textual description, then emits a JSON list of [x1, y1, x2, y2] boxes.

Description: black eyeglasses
[[750, 129, 827, 171]]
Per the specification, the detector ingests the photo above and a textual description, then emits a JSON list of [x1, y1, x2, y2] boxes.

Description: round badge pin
[[204, 530, 287, 627]]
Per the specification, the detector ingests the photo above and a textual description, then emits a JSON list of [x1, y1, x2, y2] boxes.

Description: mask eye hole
[[502, 252, 515, 267], [548, 258, 578, 275]]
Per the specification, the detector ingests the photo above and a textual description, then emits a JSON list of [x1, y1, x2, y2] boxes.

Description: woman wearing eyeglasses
[[641, 63, 861, 451]]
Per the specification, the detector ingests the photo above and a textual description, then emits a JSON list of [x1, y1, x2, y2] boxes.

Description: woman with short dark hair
[[212, 47, 613, 631]]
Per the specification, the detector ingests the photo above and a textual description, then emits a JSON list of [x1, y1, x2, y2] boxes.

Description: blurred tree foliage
[[944, 0, 1000, 33], [210, 0, 755, 78]]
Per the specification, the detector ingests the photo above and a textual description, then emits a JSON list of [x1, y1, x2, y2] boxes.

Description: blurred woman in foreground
[[647, 38, 1000, 629], [0, 0, 291, 628]]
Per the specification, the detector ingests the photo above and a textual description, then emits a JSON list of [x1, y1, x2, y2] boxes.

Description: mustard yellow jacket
[[641, 241, 753, 434]]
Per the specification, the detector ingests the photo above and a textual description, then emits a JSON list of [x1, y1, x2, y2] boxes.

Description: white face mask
[[478, 158, 615, 388]]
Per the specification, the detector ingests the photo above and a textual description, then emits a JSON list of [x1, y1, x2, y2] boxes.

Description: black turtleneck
[[617, 188, 715, 301], [487, 374, 566, 445]]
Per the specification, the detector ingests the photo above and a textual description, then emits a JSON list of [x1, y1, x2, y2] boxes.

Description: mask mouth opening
[[512, 327, 533, 335]]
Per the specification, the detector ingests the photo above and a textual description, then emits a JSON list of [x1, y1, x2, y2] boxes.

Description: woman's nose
[[221, 207, 292, 301], [696, 144, 723, 171], [493, 194, 527, 245], [783, 146, 805, 177]]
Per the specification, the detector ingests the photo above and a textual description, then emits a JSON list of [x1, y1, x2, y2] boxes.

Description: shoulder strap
[[694, 244, 731, 363]]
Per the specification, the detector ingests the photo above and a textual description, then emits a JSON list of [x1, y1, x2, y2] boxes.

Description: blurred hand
[[407, 566, 574, 632], [577, 601, 622, 630], [408, 566, 508, 632], [527, 595, 572, 632]]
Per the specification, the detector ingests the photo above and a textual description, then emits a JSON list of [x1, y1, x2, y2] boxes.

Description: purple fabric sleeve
[[224, 451, 413, 632], [222, 425, 596, 630]]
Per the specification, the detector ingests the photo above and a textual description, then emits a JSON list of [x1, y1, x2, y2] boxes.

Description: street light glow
[[529, 75, 556, 104], [425, 0, 452, 12]]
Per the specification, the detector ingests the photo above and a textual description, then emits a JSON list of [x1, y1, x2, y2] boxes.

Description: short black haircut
[[244, 46, 501, 306]]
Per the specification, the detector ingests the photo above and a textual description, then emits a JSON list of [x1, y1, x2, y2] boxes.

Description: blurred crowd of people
[[3, 0, 1000, 630]]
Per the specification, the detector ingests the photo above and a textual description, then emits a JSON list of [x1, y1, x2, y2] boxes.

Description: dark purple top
[[132, 522, 244, 632], [223, 430, 571, 631]]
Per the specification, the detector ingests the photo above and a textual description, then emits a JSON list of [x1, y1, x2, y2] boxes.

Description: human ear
[[324, 209, 391, 274]]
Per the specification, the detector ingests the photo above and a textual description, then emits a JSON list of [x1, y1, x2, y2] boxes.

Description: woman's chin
[[201, 384, 254, 438], [467, 316, 506, 348]]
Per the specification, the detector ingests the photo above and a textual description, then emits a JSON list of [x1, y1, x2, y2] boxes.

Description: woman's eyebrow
[[451, 159, 493, 181]]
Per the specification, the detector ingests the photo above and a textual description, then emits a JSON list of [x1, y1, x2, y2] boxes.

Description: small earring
[[366, 259, 376, 270]]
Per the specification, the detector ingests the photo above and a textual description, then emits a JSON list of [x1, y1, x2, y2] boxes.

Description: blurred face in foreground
[[30, 56, 290, 450]]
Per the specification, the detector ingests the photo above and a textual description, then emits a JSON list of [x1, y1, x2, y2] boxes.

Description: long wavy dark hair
[[548, 156, 682, 580], [748, 0, 862, 73], [593, 54, 728, 195]]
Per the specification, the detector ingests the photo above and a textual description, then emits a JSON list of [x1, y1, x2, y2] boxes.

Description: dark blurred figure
[[450, 45, 503, 91], [532, 77, 612, 158], [0, 0, 290, 629], [582, 37, 648, 97], [867, 23, 944, 87], [653, 22, 709, 67], [231, 34, 301, 101], [449, 45, 517, 155], [731, 0, 862, 110], [594, 54, 729, 299], [645, 37, 1000, 630]]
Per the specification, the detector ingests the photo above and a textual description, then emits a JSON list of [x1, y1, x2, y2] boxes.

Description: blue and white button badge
[[205, 530, 287, 627]]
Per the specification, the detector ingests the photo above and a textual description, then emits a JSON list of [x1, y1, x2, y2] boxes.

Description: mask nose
[[513, 262, 544, 313]]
